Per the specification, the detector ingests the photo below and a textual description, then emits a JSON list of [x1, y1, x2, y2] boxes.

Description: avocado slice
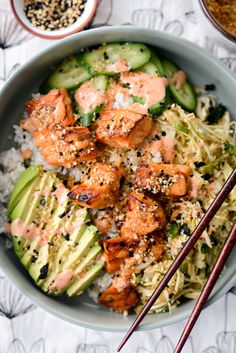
[[8, 165, 40, 216], [62, 225, 98, 271], [67, 263, 103, 297], [75, 246, 102, 274], [9, 168, 103, 297], [11, 176, 41, 258], [28, 244, 49, 285]]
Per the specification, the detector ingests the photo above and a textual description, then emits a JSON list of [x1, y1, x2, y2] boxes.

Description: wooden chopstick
[[117, 168, 236, 352], [174, 221, 236, 353]]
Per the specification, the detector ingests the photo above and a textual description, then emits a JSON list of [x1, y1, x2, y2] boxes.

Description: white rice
[[112, 92, 133, 109], [88, 272, 113, 303]]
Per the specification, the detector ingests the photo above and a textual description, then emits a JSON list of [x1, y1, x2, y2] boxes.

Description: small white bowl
[[10, 0, 98, 40]]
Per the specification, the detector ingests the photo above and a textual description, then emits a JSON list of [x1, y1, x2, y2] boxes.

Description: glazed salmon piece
[[68, 163, 125, 209], [99, 283, 139, 312], [34, 126, 96, 168], [121, 192, 166, 238], [96, 109, 153, 150], [135, 163, 192, 197], [103, 237, 139, 273], [21, 89, 75, 133]]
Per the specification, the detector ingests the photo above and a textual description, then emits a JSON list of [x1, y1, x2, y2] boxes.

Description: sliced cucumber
[[162, 58, 196, 112], [40, 54, 91, 92], [83, 43, 151, 75], [80, 106, 101, 126], [76, 75, 109, 126], [91, 75, 109, 90], [150, 49, 164, 76], [149, 94, 169, 117], [139, 60, 160, 76]]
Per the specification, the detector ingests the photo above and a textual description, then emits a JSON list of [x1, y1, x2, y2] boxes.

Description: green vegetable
[[83, 42, 151, 75], [80, 106, 101, 126], [149, 96, 169, 117], [162, 58, 196, 112], [175, 124, 189, 134], [150, 49, 164, 76], [139, 60, 160, 76], [132, 96, 146, 104], [9, 168, 103, 297], [40, 54, 91, 92], [169, 222, 180, 239], [224, 143, 236, 156]]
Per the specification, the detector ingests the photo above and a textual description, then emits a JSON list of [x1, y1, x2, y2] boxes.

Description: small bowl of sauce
[[10, 0, 98, 39], [200, 0, 236, 43]]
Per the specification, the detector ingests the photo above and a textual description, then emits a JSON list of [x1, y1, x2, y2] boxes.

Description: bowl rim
[[10, 0, 98, 40], [199, 0, 236, 43], [1, 26, 236, 331]]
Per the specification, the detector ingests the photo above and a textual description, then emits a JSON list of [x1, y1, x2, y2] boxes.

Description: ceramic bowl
[[10, 0, 98, 39], [199, 0, 236, 43], [0, 27, 236, 332]]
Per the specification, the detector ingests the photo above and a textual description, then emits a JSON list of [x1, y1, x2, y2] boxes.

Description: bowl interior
[[0, 27, 236, 331], [12, 0, 97, 37]]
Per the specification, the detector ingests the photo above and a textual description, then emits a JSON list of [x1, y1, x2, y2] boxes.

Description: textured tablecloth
[[0, 1, 236, 352]]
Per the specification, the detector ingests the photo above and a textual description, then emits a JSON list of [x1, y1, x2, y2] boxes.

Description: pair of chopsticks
[[117, 168, 236, 353]]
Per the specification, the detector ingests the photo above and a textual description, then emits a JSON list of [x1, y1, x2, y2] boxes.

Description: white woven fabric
[[0, 1, 236, 352]]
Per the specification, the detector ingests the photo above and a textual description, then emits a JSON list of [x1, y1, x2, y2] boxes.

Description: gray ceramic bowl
[[0, 27, 236, 332]]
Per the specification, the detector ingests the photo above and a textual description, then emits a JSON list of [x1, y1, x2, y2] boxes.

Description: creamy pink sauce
[[49, 270, 74, 291], [54, 97, 66, 121], [161, 136, 175, 163], [53, 183, 68, 206], [74, 81, 108, 114], [63, 219, 84, 234], [169, 70, 186, 90], [108, 59, 129, 73], [120, 72, 166, 108], [188, 176, 202, 198], [10, 219, 50, 245], [144, 136, 175, 163]]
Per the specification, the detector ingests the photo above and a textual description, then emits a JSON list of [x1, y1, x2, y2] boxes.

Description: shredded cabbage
[[135, 98, 236, 314]]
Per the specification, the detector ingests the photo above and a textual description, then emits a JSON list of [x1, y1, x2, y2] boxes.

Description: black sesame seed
[[40, 198, 46, 206], [161, 131, 166, 136]]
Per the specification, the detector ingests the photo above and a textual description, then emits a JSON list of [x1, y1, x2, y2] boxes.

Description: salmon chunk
[[103, 237, 139, 273], [68, 163, 125, 209], [135, 163, 192, 197], [34, 126, 96, 168], [96, 109, 153, 150], [121, 192, 166, 238], [99, 283, 139, 312], [21, 89, 75, 133]]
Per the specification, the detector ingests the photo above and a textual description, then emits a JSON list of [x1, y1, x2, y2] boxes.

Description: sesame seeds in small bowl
[[10, 0, 98, 40]]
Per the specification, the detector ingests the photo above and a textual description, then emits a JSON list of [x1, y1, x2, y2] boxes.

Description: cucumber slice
[[150, 50, 164, 76], [162, 58, 196, 112], [139, 60, 160, 76], [77, 75, 109, 126], [83, 43, 151, 75], [80, 106, 101, 126], [149, 94, 169, 117], [91, 75, 109, 90], [40, 54, 91, 92]]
